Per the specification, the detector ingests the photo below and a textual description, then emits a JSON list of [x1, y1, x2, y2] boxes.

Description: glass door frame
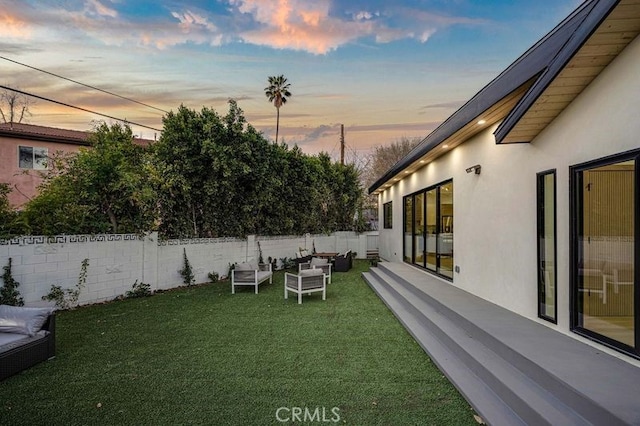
[[402, 179, 453, 281], [569, 149, 640, 359]]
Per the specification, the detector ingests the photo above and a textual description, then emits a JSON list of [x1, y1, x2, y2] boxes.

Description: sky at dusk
[[0, 0, 581, 161]]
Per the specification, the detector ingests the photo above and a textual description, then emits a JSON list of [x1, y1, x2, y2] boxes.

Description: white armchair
[[284, 268, 327, 304], [298, 257, 332, 284]]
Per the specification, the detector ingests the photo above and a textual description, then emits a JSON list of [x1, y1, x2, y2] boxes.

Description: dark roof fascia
[[368, 0, 595, 195], [0, 128, 89, 146], [494, 0, 619, 143]]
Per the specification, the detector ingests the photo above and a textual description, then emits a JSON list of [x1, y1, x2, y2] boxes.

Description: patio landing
[[362, 262, 640, 426]]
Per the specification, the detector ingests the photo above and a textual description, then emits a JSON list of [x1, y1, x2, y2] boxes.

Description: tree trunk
[[275, 107, 280, 143], [106, 207, 118, 233]]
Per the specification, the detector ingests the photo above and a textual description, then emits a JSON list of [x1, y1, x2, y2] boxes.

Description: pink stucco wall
[[0, 136, 85, 208]]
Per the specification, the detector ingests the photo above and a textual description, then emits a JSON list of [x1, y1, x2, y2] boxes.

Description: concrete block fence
[[0, 231, 378, 307]]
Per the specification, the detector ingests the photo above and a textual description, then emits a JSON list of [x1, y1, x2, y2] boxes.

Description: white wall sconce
[[465, 164, 482, 175]]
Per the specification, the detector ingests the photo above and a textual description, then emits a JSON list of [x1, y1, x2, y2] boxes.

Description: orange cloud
[[0, 11, 31, 38], [231, 0, 374, 54]]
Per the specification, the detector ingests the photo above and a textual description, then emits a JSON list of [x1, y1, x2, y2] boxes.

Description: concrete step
[[363, 262, 640, 425], [362, 271, 526, 426]]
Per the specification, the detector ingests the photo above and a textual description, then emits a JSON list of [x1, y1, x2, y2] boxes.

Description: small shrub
[[42, 258, 89, 309], [257, 241, 264, 264], [179, 248, 195, 286], [0, 258, 24, 306], [125, 280, 152, 298], [279, 257, 295, 270], [208, 272, 219, 283]]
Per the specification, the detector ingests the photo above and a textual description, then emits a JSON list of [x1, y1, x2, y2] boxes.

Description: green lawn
[[0, 260, 476, 425]]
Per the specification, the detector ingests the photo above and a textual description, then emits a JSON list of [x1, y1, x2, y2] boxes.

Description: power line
[[0, 55, 169, 114], [0, 85, 162, 132]]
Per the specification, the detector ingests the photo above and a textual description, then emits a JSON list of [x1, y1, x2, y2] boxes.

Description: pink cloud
[[85, 0, 118, 18], [230, 0, 376, 54]]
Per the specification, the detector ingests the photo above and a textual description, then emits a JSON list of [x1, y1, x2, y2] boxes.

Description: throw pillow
[[0, 305, 53, 337]]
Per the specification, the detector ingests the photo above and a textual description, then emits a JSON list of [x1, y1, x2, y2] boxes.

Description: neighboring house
[[0, 123, 153, 207], [369, 0, 640, 361]]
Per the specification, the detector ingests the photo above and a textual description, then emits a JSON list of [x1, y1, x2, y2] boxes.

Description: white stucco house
[[369, 0, 640, 361]]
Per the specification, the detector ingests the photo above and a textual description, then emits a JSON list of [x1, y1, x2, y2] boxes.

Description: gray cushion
[[299, 268, 323, 277], [310, 257, 328, 266], [0, 305, 53, 337], [235, 262, 254, 271], [257, 271, 271, 282], [0, 330, 48, 354]]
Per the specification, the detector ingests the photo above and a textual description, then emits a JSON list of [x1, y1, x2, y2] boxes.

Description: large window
[[403, 180, 453, 280], [383, 202, 393, 229], [571, 151, 638, 358], [537, 170, 557, 323], [19, 146, 48, 170]]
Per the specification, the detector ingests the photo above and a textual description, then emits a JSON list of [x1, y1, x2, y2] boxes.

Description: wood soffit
[[502, 0, 640, 143]]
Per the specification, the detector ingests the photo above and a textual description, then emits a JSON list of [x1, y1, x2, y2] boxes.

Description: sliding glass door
[[403, 180, 453, 280], [404, 197, 412, 263], [572, 152, 638, 357], [426, 189, 437, 271]]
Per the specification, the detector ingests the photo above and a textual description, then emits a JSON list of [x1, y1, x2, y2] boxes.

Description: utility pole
[[340, 124, 345, 165]]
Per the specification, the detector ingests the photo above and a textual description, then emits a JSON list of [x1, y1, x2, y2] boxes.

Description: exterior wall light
[[465, 164, 482, 175]]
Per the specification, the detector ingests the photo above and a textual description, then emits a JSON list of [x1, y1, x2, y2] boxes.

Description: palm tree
[[264, 75, 292, 143]]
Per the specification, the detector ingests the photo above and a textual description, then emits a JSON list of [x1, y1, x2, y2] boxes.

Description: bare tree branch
[[0, 88, 34, 124]]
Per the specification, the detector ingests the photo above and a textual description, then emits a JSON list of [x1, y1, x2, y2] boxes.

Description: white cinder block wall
[[0, 231, 371, 307]]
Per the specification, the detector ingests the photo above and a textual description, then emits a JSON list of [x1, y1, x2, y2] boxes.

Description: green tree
[[153, 100, 276, 238], [264, 75, 292, 144], [23, 122, 155, 235], [0, 183, 28, 238]]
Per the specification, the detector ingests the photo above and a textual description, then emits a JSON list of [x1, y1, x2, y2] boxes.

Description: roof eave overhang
[[0, 130, 89, 146], [495, 0, 622, 144], [369, 0, 635, 194]]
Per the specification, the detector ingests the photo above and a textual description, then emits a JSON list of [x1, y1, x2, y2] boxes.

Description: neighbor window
[[571, 150, 638, 358], [383, 202, 393, 229], [19, 146, 48, 170], [537, 170, 557, 323], [403, 179, 453, 280]]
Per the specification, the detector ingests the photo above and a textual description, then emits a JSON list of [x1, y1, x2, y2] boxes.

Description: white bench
[[231, 262, 273, 294]]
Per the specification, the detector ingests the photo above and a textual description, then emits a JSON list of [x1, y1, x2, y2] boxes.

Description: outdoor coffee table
[[314, 252, 338, 261]]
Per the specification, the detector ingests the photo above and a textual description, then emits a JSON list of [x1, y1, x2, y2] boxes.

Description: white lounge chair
[[284, 268, 327, 304]]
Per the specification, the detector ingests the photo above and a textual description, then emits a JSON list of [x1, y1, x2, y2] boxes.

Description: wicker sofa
[[334, 250, 353, 272], [0, 306, 56, 381]]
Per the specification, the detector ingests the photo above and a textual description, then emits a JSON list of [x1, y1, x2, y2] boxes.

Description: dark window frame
[[18, 145, 48, 170], [537, 169, 557, 324], [569, 148, 640, 359], [383, 201, 393, 229]]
